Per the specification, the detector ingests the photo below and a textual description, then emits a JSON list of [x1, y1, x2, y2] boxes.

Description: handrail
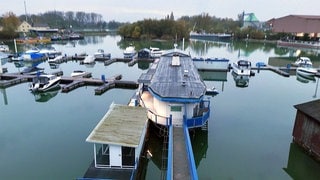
[[183, 117, 198, 180], [166, 122, 173, 180]]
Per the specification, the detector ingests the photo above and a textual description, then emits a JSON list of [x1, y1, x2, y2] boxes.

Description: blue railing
[[185, 99, 210, 128], [183, 117, 198, 180], [166, 122, 173, 180], [185, 107, 210, 128]]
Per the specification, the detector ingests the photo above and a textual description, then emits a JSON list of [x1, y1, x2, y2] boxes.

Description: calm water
[[1, 36, 320, 180]]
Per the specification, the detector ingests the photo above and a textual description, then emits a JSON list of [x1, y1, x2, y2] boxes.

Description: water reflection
[[296, 73, 316, 83], [49, 62, 60, 69], [189, 39, 231, 57], [190, 128, 208, 167], [283, 143, 320, 180], [137, 61, 151, 70], [0, 88, 8, 105], [31, 85, 61, 102], [232, 72, 250, 88]]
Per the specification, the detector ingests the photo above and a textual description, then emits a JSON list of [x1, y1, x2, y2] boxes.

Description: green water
[[1, 36, 320, 179]]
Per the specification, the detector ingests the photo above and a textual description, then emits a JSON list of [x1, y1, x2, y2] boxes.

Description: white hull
[[29, 75, 61, 92], [48, 55, 64, 63], [232, 60, 252, 76], [71, 70, 86, 77], [150, 47, 163, 58], [296, 67, 317, 78], [193, 58, 229, 70], [94, 49, 111, 59], [83, 55, 95, 64], [123, 45, 136, 58]]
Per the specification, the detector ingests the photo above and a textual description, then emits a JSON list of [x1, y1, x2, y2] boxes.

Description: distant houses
[[16, 21, 32, 33], [267, 15, 320, 40]]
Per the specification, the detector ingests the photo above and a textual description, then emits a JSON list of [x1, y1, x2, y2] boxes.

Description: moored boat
[[294, 56, 312, 66], [29, 74, 61, 92], [83, 55, 95, 64], [296, 63, 318, 78], [48, 55, 64, 63], [149, 47, 164, 58], [0, 42, 9, 52], [192, 57, 230, 70], [189, 31, 232, 41], [71, 70, 86, 77], [94, 49, 111, 59], [20, 47, 46, 61], [232, 59, 252, 76], [123, 44, 136, 58], [205, 86, 219, 96]]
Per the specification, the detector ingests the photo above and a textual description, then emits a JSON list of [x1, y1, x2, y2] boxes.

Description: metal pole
[[313, 77, 319, 98]]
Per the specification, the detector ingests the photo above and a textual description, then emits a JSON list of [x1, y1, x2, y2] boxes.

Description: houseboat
[[137, 45, 211, 127], [192, 57, 230, 71]]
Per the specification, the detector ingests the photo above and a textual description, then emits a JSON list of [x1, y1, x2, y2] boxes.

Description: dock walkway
[[172, 126, 191, 180]]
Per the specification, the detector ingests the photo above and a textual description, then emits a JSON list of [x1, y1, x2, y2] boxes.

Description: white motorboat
[[232, 59, 252, 76], [294, 56, 312, 66], [83, 55, 95, 64], [150, 47, 164, 58], [123, 44, 136, 58], [0, 42, 9, 52], [29, 74, 61, 92], [94, 49, 111, 59], [205, 86, 219, 96], [48, 55, 64, 63], [71, 70, 86, 77], [296, 63, 318, 78], [39, 46, 62, 59], [21, 47, 46, 61]]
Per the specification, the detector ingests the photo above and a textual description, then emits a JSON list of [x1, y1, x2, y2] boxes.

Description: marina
[[1, 35, 320, 179]]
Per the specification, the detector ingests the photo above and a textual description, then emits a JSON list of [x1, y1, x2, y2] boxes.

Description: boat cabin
[[86, 104, 148, 169]]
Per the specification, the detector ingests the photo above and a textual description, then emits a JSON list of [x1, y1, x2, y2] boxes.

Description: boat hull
[[192, 58, 229, 70], [296, 67, 317, 79], [29, 75, 61, 92]]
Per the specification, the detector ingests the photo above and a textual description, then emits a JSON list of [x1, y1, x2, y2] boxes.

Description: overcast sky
[[2, 0, 319, 22]]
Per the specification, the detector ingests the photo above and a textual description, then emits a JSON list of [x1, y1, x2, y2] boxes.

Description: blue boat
[[20, 47, 46, 61]]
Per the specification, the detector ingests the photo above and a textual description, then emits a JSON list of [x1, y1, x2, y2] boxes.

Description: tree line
[[1, 11, 285, 41], [117, 12, 285, 41], [0, 11, 125, 39]]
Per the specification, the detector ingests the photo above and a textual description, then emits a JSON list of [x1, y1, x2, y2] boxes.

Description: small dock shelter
[[292, 99, 320, 161], [85, 103, 148, 177]]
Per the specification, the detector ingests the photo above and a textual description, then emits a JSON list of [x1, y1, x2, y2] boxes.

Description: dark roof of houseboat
[[294, 99, 320, 122], [146, 49, 206, 102]]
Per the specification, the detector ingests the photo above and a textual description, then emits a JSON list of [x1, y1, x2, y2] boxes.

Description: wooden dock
[[252, 65, 292, 77]]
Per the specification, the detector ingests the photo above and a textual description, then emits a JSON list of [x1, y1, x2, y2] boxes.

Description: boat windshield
[[238, 60, 251, 67]]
